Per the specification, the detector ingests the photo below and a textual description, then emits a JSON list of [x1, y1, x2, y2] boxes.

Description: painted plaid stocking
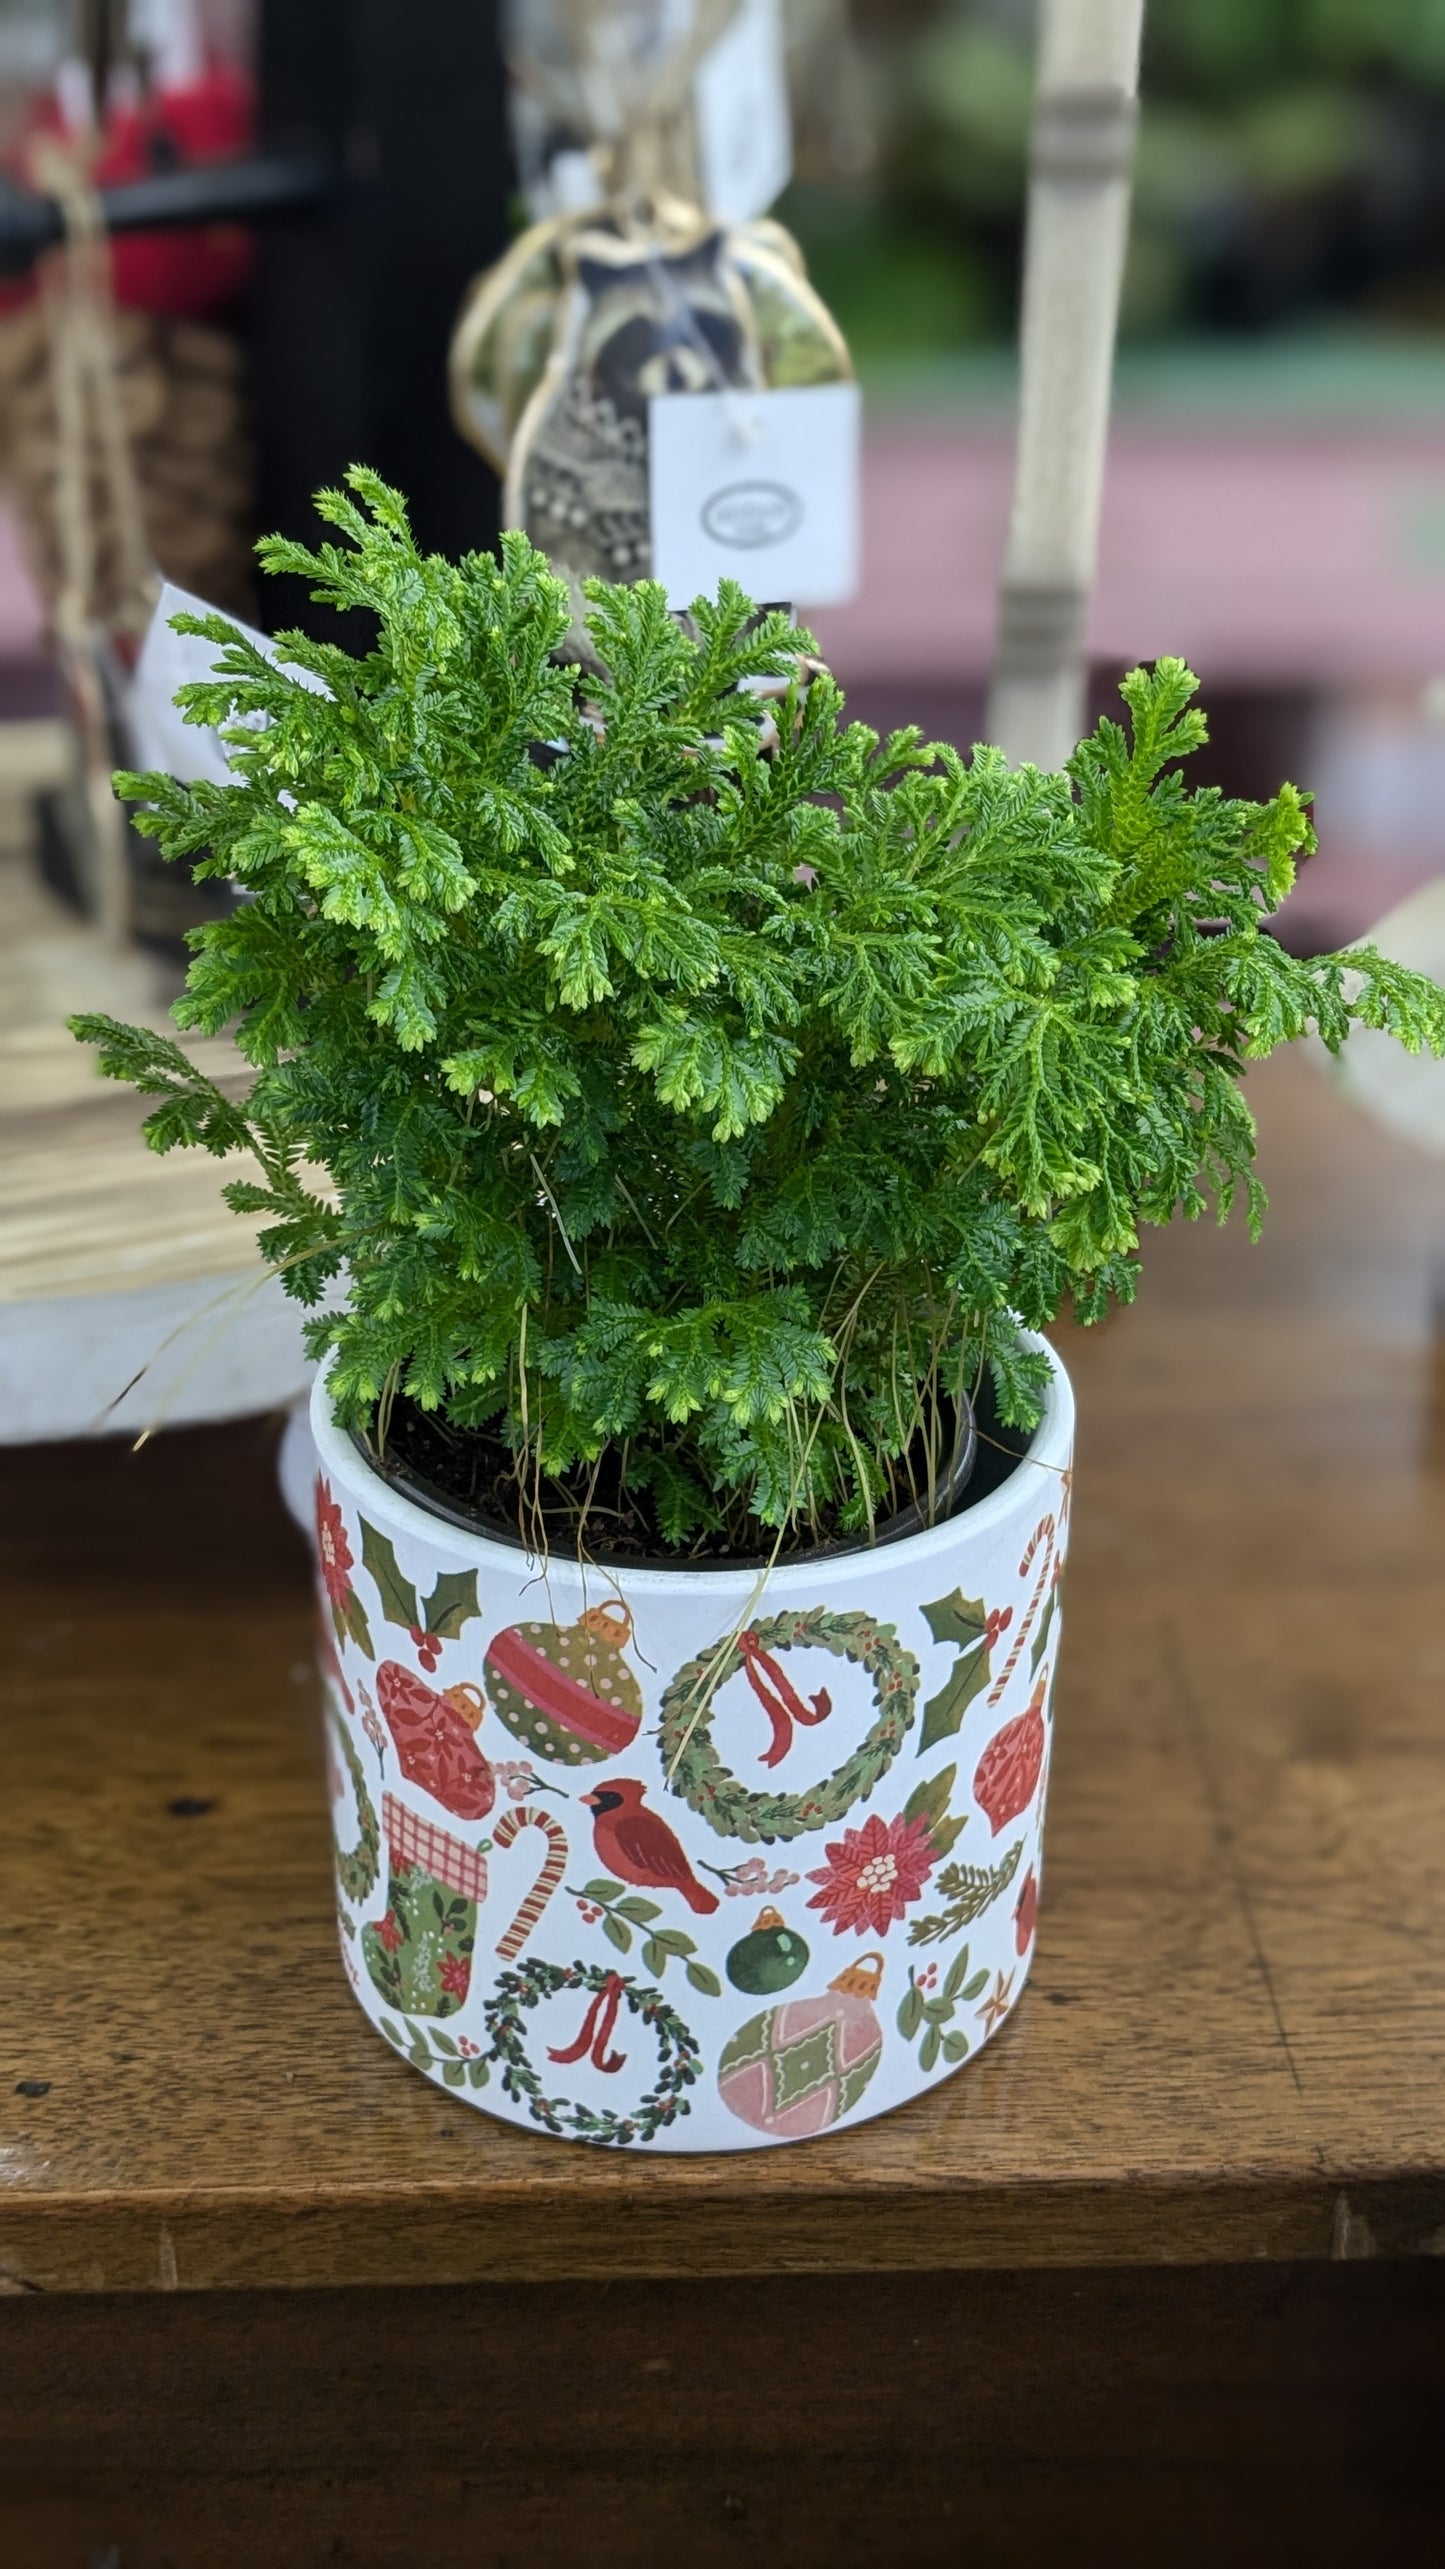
[[362, 1794, 487, 2020]]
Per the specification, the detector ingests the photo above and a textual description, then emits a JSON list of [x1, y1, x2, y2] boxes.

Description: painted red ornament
[[973, 1677, 1046, 1836], [375, 1661, 496, 1821], [1014, 1865, 1039, 1954]]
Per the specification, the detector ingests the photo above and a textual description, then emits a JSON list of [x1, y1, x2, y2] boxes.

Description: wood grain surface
[[4, 2264, 1444, 2566], [2, 1049, 1443, 2294]]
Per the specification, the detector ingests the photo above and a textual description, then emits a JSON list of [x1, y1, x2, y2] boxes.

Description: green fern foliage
[[71, 470, 1445, 1548]]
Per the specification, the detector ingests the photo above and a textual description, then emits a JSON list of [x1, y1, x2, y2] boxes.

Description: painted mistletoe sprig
[[72, 469, 1445, 1553]]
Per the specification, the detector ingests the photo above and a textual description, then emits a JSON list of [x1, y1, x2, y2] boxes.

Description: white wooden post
[[987, 0, 1146, 772]]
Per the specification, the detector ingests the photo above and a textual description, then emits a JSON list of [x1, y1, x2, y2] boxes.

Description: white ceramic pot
[[310, 1343, 1074, 2152]]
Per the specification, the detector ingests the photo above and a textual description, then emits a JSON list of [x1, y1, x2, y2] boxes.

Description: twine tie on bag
[[31, 136, 158, 947]]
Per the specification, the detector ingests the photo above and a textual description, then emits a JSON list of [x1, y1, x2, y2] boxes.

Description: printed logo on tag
[[648, 381, 861, 609], [702, 482, 805, 548]]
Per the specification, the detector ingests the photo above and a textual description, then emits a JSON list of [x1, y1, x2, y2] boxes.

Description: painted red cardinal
[[579, 1779, 720, 1914]]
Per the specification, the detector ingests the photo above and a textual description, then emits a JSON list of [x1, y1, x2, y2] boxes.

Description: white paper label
[[127, 581, 327, 785], [694, 0, 792, 225], [648, 380, 860, 610]]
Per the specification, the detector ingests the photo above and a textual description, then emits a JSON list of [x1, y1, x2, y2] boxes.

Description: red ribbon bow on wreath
[[737, 1630, 833, 1770], [548, 1971, 628, 2075]]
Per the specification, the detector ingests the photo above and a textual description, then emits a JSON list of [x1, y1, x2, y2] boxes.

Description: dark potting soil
[[361, 1378, 1029, 1569]]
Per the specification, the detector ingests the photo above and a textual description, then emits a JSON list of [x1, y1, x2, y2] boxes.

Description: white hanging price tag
[[693, 0, 792, 225], [127, 581, 328, 785], [648, 380, 861, 609]]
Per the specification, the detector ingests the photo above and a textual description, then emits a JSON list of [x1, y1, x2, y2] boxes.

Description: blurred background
[[4, 0, 1445, 962], [783, 0, 1445, 955]]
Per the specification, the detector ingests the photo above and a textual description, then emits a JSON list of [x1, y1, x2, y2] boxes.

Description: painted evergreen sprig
[[72, 469, 1445, 1551], [907, 1843, 1024, 1949]]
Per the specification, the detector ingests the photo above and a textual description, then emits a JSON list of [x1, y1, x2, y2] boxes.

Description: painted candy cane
[[492, 1803, 568, 1960], [987, 1515, 1056, 1706]]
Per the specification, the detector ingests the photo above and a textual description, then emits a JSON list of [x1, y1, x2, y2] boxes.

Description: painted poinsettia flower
[[805, 1810, 937, 1938], [438, 1953, 471, 2000], [374, 1909, 403, 1954], [314, 1477, 355, 1608]]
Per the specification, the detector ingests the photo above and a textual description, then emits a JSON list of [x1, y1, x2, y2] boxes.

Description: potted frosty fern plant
[[75, 472, 1445, 2151]]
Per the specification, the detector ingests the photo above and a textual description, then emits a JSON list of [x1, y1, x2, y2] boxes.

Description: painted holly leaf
[[442, 2059, 466, 2088], [943, 2031, 969, 2062], [903, 1761, 968, 1860], [904, 1762, 955, 1835], [615, 1895, 663, 1925], [686, 1961, 722, 1998], [922, 1590, 989, 1651], [360, 1519, 419, 1631], [423, 1566, 480, 1642], [466, 2057, 490, 2090], [962, 1970, 989, 2002], [897, 1979, 926, 2039], [919, 2023, 942, 2072], [603, 1914, 631, 1955], [942, 1943, 973, 2003], [919, 1591, 994, 1754], [334, 1587, 375, 1661], [583, 1877, 626, 1903], [1031, 1586, 1057, 1676]]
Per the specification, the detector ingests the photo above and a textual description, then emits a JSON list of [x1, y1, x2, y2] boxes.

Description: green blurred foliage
[[783, 0, 1445, 360]]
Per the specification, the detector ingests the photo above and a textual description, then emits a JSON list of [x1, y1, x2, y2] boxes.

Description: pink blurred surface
[[0, 504, 44, 659], [809, 424, 1445, 690]]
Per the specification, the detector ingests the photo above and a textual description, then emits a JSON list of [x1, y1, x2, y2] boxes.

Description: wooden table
[[3, 1050, 1444, 2564]]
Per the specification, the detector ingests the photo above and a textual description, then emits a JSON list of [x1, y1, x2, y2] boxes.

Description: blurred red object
[[3, 60, 256, 320]]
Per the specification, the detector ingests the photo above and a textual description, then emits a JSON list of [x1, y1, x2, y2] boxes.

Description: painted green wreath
[[483, 1958, 703, 2147], [658, 1606, 920, 1846], [332, 1711, 380, 1908]]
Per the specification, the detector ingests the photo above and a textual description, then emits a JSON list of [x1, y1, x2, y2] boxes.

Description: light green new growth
[[72, 470, 1445, 1550]]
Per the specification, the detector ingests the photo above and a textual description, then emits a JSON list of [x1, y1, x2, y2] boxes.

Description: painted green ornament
[[726, 1905, 809, 1997], [484, 1600, 642, 1767]]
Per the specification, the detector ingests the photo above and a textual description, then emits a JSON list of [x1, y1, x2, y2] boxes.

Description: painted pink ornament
[[717, 1954, 885, 2139], [973, 1678, 1046, 1835]]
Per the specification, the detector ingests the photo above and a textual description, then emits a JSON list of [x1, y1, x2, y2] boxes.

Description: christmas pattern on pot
[[313, 1367, 1073, 2152]]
